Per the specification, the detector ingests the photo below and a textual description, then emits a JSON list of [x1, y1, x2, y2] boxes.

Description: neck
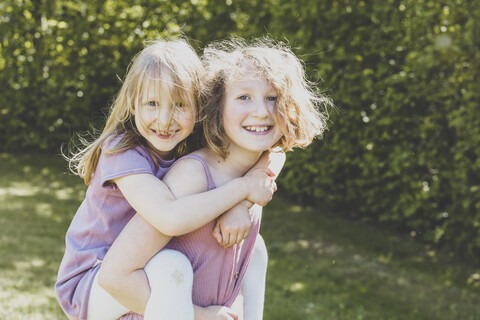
[[204, 145, 263, 181]]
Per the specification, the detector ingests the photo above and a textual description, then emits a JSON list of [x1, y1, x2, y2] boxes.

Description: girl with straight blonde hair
[[55, 39, 278, 320]]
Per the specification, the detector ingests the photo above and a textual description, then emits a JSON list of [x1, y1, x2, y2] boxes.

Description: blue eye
[[147, 101, 159, 107], [238, 95, 249, 100], [267, 96, 277, 102]]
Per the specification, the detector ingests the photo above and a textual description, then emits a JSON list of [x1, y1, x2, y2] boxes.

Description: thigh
[[104, 213, 173, 273], [87, 271, 129, 320]]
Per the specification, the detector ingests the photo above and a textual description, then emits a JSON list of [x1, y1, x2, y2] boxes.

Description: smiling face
[[222, 74, 283, 156], [134, 76, 195, 159]]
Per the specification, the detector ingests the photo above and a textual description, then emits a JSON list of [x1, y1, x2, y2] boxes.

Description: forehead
[[141, 71, 184, 100], [143, 78, 172, 98], [227, 74, 275, 93]]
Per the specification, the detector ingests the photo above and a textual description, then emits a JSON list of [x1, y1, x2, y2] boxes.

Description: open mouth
[[243, 126, 272, 133], [151, 129, 178, 138]]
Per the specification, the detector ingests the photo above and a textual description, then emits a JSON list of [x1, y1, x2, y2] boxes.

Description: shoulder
[[163, 154, 209, 197], [97, 138, 155, 185]]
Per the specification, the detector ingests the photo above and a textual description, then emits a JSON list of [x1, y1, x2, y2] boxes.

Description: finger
[[244, 225, 252, 239], [213, 224, 223, 244], [265, 168, 275, 177], [228, 232, 237, 247], [232, 232, 245, 245], [222, 233, 232, 248], [228, 312, 239, 320]]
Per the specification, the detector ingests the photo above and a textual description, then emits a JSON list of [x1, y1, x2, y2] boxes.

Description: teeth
[[154, 129, 172, 135], [245, 126, 270, 132]]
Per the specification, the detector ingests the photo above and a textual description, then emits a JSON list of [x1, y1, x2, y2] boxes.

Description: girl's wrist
[[235, 176, 252, 200], [240, 199, 254, 209]]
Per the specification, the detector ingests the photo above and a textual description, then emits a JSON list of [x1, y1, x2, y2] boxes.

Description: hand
[[196, 305, 240, 320], [243, 168, 277, 206], [213, 201, 252, 248]]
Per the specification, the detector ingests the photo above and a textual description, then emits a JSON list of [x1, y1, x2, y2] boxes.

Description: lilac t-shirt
[[55, 138, 174, 320]]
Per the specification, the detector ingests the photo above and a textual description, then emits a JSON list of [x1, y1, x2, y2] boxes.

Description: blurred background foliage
[[1, 0, 479, 263]]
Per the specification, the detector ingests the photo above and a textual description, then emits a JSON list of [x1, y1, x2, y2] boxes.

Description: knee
[[144, 250, 193, 286]]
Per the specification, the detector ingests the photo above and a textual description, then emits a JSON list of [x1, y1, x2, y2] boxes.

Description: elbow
[[157, 223, 183, 237], [148, 213, 185, 237]]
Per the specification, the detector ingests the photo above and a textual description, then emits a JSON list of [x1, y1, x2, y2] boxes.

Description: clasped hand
[[213, 168, 276, 248]]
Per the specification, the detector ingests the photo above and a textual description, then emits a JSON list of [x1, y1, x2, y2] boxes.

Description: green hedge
[[1, 0, 479, 262]]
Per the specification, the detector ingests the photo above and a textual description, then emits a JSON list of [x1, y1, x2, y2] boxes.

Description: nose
[[156, 106, 173, 130], [251, 100, 270, 119]]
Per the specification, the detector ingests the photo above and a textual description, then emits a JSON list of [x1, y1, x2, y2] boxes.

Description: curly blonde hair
[[66, 39, 203, 184], [200, 37, 331, 158]]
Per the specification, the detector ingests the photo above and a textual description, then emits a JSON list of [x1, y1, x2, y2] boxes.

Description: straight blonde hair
[[66, 39, 203, 185]]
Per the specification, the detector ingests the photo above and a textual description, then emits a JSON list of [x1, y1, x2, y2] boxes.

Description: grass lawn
[[0, 153, 479, 319]]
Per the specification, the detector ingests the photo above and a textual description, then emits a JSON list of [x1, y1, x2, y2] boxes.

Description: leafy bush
[[1, 0, 479, 261]]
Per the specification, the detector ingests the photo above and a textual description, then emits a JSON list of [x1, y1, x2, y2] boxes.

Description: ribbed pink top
[[119, 154, 262, 319]]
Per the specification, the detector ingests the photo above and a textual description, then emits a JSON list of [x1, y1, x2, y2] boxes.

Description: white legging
[[87, 236, 267, 320], [87, 249, 194, 320], [243, 235, 268, 320]]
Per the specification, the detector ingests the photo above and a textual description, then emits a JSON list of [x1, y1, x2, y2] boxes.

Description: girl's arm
[[113, 159, 275, 237], [213, 151, 286, 248], [99, 158, 244, 316]]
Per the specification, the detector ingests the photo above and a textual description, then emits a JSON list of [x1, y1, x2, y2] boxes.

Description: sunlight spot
[[13, 261, 30, 271], [305, 302, 315, 313], [31, 259, 45, 268], [297, 240, 309, 249], [284, 240, 310, 253], [13, 258, 46, 271], [0, 184, 40, 197], [55, 187, 74, 200], [35, 202, 53, 217], [422, 181, 430, 192], [50, 181, 61, 188], [378, 252, 392, 264], [289, 282, 305, 292], [290, 205, 302, 212], [396, 277, 408, 286], [467, 273, 480, 288]]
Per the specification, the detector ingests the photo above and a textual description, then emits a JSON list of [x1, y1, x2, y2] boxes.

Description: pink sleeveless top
[[120, 154, 262, 319]]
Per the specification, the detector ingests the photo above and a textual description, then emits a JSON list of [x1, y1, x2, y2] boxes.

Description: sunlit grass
[[1, 153, 479, 319], [0, 153, 84, 320]]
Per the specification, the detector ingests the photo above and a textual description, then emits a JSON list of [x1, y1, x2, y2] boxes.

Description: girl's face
[[222, 74, 283, 156], [134, 81, 195, 159]]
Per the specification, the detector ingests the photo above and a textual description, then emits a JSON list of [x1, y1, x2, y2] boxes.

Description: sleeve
[[97, 145, 155, 189]]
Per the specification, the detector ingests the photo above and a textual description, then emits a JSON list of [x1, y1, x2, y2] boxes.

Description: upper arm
[[113, 173, 175, 214], [162, 158, 209, 198], [112, 158, 208, 222]]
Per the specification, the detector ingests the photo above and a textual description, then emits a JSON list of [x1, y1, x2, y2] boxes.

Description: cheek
[[137, 108, 154, 123], [177, 113, 195, 131]]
